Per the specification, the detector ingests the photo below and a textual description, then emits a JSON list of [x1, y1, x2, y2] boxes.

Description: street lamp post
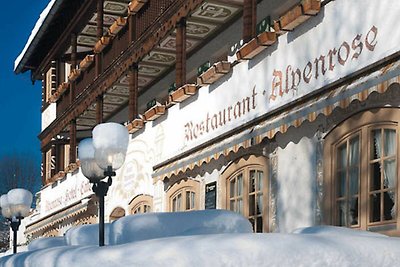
[[78, 122, 129, 246], [0, 189, 33, 254]]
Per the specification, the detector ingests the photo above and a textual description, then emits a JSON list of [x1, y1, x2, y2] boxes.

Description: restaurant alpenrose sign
[[146, 0, 400, 164]]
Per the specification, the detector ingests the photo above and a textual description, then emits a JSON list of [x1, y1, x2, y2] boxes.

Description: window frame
[[166, 179, 200, 212], [129, 194, 153, 215], [221, 155, 269, 233], [324, 108, 400, 235]]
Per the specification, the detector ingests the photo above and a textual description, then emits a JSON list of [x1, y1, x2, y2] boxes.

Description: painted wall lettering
[[270, 26, 378, 101]]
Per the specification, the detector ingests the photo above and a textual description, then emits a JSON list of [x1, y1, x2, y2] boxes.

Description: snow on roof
[[14, 0, 58, 73], [1, 211, 400, 266]]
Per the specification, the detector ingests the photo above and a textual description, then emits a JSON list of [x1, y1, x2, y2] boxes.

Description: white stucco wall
[[276, 136, 317, 233]]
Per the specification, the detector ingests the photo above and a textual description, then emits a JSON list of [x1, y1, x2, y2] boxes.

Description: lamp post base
[[91, 176, 112, 247], [9, 217, 21, 254]]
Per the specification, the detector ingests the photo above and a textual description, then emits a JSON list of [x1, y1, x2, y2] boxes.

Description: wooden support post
[[243, 0, 257, 43], [175, 18, 186, 88], [70, 33, 77, 103], [69, 120, 77, 164], [128, 12, 137, 43], [128, 64, 138, 121], [96, 95, 104, 124], [95, 0, 104, 77]]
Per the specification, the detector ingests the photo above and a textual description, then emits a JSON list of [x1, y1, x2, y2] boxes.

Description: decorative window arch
[[109, 207, 126, 222], [166, 179, 200, 212], [129, 194, 153, 215], [324, 108, 400, 235], [221, 155, 269, 233]]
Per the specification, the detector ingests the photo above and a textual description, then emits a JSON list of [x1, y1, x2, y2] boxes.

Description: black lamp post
[[78, 122, 129, 246], [0, 189, 33, 254]]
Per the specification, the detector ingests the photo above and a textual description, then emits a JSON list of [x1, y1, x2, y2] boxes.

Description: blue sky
[[0, 1, 49, 164]]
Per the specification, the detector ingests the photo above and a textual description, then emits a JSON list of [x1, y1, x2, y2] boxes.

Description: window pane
[[230, 179, 235, 198], [370, 162, 381, 191], [337, 144, 347, 169], [257, 171, 264, 191], [256, 216, 263, 233], [249, 218, 255, 231], [191, 192, 195, 210], [237, 174, 243, 196], [256, 194, 263, 215], [369, 193, 381, 223], [349, 167, 359, 196], [384, 129, 396, 156], [249, 170, 256, 193], [383, 158, 396, 189], [383, 191, 395, 221], [172, 197, 177, 212], [186, 191, 191, 210], [230, 200, 235, 211], [336, 171, 346, 197], [336, 200, 346, 226], [249, 195, 255, 216], [238, 199, 243, 213], [349, 197, 358, 226], [349, 137, 359, 166], [177, 193, 182, 211], [372, 129, 382, 160]]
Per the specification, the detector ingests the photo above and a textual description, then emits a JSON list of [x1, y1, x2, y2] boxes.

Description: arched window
[[221, 155, 269, 233], [166, 179, 200, 212], [324, 108, 399, 234], [109, 207, 126, 222], [129, 195, 153, 215]]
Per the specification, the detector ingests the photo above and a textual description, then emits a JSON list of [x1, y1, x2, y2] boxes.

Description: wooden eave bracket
[[197, 61, 231, 86], [274, 0, 321, 33], [126, 118, 144, 133], [169, 84, 198, 104], [109, 17, 127, 36], [50, 82, 70, 103], [236, 32, 277, 60], [68, 69, 82, 82], [94, 36, 111, 53], [143, 104, 166, 121], [128, 0, 148, 15], [79, 55, 94, 71]]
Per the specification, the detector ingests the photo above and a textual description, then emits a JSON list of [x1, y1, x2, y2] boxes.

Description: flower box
[[197, 61, 231, 86], [79, 55, 94, 71], [109, 17, 127, 36], [127, 118, 144, 133], [169, 84, 197, 103], [68, 69, 81, 82], [128, 0, 148, 15], [94, 36, 111, 53], [144, 105, 166, 121], [274, 0, 320, 32]]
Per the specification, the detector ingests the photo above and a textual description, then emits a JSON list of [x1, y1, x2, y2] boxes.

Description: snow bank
[[1, 210, 400, 267]]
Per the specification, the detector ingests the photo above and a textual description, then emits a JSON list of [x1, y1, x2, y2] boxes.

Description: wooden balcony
[[144, 104, 166, 121], [169, 84, 198, 103], [127, 118, 145, 133], [197, 61, 231, 86], [50, 82, 69, 103]]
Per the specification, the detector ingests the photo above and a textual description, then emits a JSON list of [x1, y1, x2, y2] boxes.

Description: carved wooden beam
[[39, 0, 205, 148]]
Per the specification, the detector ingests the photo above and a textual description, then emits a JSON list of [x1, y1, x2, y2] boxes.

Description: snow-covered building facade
[[15, 0, 400, 240]]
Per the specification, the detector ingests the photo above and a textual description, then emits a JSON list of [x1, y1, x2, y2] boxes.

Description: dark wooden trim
[[128, 64, 138, 121], [243, 0, 256, 42], [175, 18, 186, 88], [39, 0, 205, 148], [96, 0, 104, 39], [33, 0, 97, 81], [69, 120, 77, 163], [96, 95, 104, 123], [128, 13, 137, 43]]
